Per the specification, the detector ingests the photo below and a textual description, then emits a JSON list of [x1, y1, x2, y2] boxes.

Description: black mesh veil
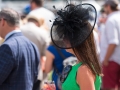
[[51, 2, 97, 49]]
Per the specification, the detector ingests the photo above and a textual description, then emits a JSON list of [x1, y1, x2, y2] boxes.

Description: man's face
[[99, 13, 107, 24], [0, 18, 7, 37], [0, 18, 4, 36], [104, 5, 111, 15], [31, 2, 37, 10]]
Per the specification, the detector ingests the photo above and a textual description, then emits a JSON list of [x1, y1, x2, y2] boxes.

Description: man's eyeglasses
[[60, 65, 72, 83]]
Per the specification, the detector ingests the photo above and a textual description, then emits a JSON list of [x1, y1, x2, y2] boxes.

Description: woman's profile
[[43, 0, 102, 90]]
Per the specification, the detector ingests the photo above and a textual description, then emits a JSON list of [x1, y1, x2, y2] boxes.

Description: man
[[29, 0, 55, 30], [100, 0, 120, 90], [21, 13, 50, 70], [0, 8, 40, 90]]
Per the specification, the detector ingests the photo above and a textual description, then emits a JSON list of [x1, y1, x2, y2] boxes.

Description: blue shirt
[[47, 45, 73, 90]]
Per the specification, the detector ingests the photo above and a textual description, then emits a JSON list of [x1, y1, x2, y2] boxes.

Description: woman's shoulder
[[77, 65, 94, 77], [77, 65, 95, 83], [78, 65, 90, 71]]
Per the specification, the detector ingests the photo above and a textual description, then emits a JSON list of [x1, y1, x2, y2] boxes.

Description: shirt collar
[[5, 30, 21, 41]]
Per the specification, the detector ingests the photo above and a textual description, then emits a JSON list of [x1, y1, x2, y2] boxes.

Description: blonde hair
[[26, 15, 49, 31]]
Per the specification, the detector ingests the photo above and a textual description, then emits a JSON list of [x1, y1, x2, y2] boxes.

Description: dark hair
[[73, 32, 101, 75], [104, 0, 119, 11], [31, 0, 43, 7], [100, 8, 105, 13], [0, 8, 20, 26]]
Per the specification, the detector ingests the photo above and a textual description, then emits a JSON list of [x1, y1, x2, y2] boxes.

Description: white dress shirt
[[100, 11, 120, 64]]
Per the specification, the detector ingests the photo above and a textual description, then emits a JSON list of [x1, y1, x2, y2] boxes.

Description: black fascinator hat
[[51, 0, 97, 49]]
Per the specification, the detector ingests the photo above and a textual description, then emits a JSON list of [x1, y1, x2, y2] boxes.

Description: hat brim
[[51, 3, 97, 49]]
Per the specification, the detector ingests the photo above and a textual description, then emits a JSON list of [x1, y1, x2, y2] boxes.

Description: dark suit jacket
[[0, 32, 40, 90]]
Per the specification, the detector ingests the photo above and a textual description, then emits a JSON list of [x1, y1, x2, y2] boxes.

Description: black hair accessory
[[51, 0, 97, 49]]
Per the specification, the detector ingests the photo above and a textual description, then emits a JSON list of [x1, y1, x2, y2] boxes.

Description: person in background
[[44, 43, 74, 90], [101, 0, 120, 90], [98, 8, 107, 27], [29, 0, 55, 30], [26, 12, 48, 30], [23, 5, 31, 16], [21, 13, 50, 84], [20, 5, 31, 25], [98, 8, 107, 38], [98, 9, 107, 63], [93, 24, 100, 56], [0, 8, 40, 90]]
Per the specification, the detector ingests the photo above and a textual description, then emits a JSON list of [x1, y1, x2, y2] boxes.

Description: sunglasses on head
[[60, 65, 72, 83]]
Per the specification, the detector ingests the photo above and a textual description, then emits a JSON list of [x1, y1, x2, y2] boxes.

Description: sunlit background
[[0, 0, 105, 14]]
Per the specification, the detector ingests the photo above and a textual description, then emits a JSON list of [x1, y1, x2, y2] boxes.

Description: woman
[[43, 1, 102, 90], [45, 43, 73, 90]]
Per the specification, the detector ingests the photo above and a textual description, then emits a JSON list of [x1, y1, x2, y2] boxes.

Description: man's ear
[[1, 18, 5, 26]]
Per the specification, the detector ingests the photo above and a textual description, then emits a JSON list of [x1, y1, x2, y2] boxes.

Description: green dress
[[62, 62, 101, 90]]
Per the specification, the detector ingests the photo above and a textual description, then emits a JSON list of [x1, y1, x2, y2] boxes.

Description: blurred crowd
[[0, 0, 120, 90]]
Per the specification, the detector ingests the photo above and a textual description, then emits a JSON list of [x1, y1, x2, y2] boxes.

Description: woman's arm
[[77, 65, 95, 90], [44, 50, 55, 73]]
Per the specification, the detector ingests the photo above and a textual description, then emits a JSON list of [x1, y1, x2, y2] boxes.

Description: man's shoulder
[[21, 23, 42, 33], [4, 35, 25, 43], [3, 38, 16, 46], [107, 16, 114, 23], [3, 35, 28, 49], [21, 24, 49, 41], [2, 38, 19, 52], [107, 11, 120, 22], [21, 23, 38, 32], [2, 35, 38, 54]]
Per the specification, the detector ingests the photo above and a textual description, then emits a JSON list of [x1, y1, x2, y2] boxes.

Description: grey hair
[[0, 8, 20, 26]]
